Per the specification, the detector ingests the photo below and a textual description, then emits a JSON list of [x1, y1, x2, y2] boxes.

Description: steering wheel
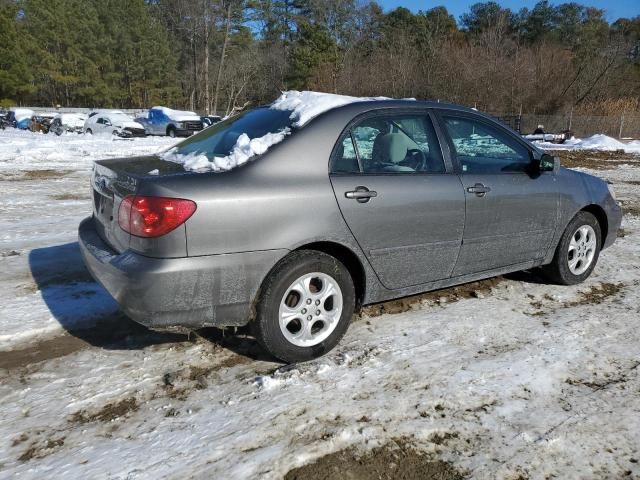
[[402, 149, 427, 171]]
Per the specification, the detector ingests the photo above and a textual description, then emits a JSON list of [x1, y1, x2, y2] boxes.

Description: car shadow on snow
[[28, 242, 274, 360], [28, 242, 186, 350], [503, 269, 550, 284]]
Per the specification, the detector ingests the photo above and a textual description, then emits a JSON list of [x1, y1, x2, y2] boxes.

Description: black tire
[[253, 250, 356, 363], [85, 129, 92, 135], [542, 211, 601, 285], [167, 127, 176, 138]]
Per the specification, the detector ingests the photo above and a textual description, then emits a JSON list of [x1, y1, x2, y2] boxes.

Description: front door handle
[[345, 186, 377, 203], [466, 183, 491, 197]]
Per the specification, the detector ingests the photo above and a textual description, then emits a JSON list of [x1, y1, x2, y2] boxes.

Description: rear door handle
[[466, 183, 491, 197], [345, 186, 377, 203]]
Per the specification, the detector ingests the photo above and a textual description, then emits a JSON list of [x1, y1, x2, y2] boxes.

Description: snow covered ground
[[1, 129, 639, 479], [532, 133, 640, 154]]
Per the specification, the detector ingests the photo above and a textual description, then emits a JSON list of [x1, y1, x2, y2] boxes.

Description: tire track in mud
[[0, 312, 187, 370]]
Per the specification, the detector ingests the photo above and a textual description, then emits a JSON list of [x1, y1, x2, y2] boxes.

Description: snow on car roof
[[57, 113, 86, 120], [152, 106, 199, 117], [90, 109, 124, 115], [11, 108, 34, 121], [270, 90, 392, 127], [164, 90, 409, 173]]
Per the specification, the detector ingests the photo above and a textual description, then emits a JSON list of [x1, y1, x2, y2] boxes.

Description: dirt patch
[[361, 277, 503, 318], [567, 282, 624, 307], [0, 334, 90, 370], [284, 441, 464, 480], [1, 249, 21, 257], [161, 350, 253, 400], [0, 312, 187, 371], [566, 361, 639, 391], [622, 203, 640, 218], [70, 397, 138, 424], [18, 437, 65, 462], [49, 193, 90, 201], [527, 283, 623, 317], [1, 169, 74, 181], [549, 150, 640, 170]]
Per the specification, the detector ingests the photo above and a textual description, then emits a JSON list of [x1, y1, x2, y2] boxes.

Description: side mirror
[[540, 153, 560, 173]]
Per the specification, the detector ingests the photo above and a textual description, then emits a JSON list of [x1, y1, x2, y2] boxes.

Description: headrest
[[372, 133, 408, 164]]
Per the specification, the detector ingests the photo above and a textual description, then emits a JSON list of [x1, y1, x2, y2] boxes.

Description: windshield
[[172, 107, 293, 160]]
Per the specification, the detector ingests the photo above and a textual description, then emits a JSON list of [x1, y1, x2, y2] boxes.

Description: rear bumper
[[78, 217, 286, 331]]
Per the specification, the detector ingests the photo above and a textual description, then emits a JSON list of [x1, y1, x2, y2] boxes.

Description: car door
[[330, 110, 465, 290], [94, 117, 107, 133], [148, 109, 160, 135], [437, 111, 559, 276]]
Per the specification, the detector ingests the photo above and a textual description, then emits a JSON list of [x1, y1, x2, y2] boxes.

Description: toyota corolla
[[79, 91, 622, 363]]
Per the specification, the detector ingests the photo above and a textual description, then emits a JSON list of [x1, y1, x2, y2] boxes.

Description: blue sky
[[378, 0, 640, 23]]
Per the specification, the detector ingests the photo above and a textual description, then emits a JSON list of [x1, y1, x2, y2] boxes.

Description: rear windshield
[[172, 107, 293, 160]]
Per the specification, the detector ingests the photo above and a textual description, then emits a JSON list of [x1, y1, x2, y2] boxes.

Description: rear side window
[[442, 115, 531, 174], [332, 113, 445, 174], [333, 135, 360, 173]]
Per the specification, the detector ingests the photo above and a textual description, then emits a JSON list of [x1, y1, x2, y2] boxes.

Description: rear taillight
[[118, 195, 197, 238]]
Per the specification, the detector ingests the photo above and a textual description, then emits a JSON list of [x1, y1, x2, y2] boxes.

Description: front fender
[[542, 168, 622, 264]]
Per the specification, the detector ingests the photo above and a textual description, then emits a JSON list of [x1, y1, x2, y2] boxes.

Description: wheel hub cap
[[567, 225, 596, 275], [278, 272, 343, 347]]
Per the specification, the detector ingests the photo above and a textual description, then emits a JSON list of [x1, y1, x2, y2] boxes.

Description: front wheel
[[167, 127, 176, 138], [542, 211, 601, 285], [253, 250, 355, 363]]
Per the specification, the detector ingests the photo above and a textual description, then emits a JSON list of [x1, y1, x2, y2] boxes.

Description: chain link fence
[[491, 112, 640, 139]]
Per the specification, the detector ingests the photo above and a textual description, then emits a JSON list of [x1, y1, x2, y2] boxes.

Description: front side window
[[442, 115, 531, 174], [332, 113, 445, 174]]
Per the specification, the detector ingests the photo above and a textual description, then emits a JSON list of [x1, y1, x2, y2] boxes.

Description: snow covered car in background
[[78, 91, 622, 364], [49, 113, 87, 135], [525, 132, 572, 144], [0, 110, 10, 129], [136, 106, 203, 138], [84, 110, 145, 138], [201, 115, 222, 127], [7, 108, 35, 129], [28, 113, 56, 133]]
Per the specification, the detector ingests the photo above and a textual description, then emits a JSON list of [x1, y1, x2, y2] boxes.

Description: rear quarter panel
[[138, 121, 355, 256], [135, 109, 389, 302]]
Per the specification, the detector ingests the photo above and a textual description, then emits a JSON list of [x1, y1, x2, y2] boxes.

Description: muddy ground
[[1, 148, 639, 479]]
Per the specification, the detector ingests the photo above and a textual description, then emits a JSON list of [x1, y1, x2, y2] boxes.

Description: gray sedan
[[79, 99, 622, 363]]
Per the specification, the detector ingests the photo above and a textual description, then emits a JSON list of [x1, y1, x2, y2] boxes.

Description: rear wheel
[[253, 250, 355, 363], [542, 211, 601, 285]]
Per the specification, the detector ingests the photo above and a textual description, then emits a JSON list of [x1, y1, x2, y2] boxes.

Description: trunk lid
[[91, 155, 188, 252]]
